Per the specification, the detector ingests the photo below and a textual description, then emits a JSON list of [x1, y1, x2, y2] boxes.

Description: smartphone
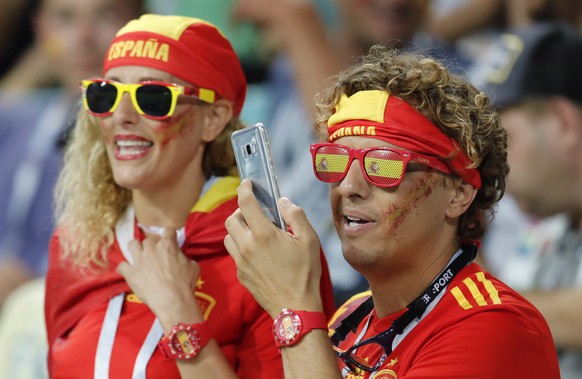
[[231, 123, 287, 230]]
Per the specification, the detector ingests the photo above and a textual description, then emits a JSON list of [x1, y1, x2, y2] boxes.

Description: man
[[232, 0, 438, 304], [478, 22, 582, 378], [224, 46, 560, 377]]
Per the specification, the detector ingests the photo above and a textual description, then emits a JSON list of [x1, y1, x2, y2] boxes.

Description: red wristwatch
[[159, 322, 212, 360], [272, 309, 328, 347]]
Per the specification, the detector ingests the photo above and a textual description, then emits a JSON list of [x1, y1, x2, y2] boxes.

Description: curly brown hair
[[314, 45, 509, 242]]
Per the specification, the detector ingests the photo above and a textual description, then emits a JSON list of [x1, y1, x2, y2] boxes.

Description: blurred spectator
[[480, 195, 567, 285], [0, 0, 145, 305], [0, 279, 47, 378], [476, 22, 582, 378], [0, 0, 35, 81], [428, 0, 582, 73], [0, 1, 145, 377], [503, 0, 582, 28], [234, 0, 433, 116]]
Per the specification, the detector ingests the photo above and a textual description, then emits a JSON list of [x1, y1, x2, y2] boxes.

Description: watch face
[[170, 326, 201, 358], [274, 310, 302, 345]]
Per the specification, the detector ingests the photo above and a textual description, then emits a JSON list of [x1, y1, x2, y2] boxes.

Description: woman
[[44, 14, 335, 378]]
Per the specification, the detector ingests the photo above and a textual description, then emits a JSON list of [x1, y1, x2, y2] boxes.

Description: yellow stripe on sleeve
[[476, 272, 501, 304], [463, 277, 488, 306], [451, 286, 472, 310]]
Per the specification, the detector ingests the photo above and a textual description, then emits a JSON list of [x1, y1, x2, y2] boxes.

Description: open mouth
[[345, 215, 371, 228], [114, 137, 154, 159]]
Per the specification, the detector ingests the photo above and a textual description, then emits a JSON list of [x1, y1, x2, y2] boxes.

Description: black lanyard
[[331, 244, 477, 346]]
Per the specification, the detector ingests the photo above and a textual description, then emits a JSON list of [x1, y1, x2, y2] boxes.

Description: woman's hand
[[117, 227, 203, 325], [224, 179, 324, 317]]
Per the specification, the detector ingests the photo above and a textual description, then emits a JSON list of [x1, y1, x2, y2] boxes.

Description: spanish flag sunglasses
[[310, 143, 451, 187], [80, 78, 218, 120]]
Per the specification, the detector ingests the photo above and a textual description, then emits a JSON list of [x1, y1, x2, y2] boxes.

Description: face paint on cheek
[[415, 171, 437, 198], [385, 203, 407, 230], [155, 108, 197, 148], [383, 171, 439, 230]]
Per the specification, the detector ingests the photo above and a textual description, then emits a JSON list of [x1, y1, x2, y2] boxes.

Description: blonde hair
[[315, 46, 509, 242], [54, 106, 243, 268]]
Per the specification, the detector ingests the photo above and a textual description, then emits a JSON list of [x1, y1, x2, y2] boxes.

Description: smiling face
[[328, 136, 463, 278], [98, 65, 213, 194]]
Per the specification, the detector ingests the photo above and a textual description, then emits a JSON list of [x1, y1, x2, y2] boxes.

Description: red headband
[[103, 15, 246, 116], [327, 91, 481, 188]]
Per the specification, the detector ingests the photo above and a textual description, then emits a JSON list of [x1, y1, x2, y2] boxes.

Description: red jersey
[[45, 177, 336, 378], [331, 263, 559, 378]]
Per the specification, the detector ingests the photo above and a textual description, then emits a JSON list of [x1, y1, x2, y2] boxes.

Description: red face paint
[[383, 171, 439, 231], [156, 106, 197, 148]]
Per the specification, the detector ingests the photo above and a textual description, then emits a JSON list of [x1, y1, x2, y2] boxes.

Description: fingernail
[[279, 197, 294, 207]]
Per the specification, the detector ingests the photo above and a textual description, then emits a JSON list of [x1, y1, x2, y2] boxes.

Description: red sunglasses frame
[[310, 143, 452, 187]]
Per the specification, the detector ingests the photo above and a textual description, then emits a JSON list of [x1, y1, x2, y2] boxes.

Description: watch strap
[[297, 310, 328, 330]]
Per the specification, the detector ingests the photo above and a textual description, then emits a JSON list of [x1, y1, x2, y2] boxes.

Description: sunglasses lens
[[313, 145, 406, 186], [136, 84, 173, 117], [313, 145, 350, 182], [86, 82, 117, 114], [363, 150, 405, 186]]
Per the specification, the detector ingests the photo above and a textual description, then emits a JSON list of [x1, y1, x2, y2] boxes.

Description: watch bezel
[[164, 323, 203, 359], [273, 309, 304, 346]]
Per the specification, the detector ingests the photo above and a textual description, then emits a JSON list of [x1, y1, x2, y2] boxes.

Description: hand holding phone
[[231, 123, 287, 230]]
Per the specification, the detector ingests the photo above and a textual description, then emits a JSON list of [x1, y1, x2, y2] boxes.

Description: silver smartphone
[[231, 123, 287, 230]]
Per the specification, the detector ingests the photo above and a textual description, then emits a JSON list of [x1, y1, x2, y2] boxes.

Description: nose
[[337, 159, 370, 197], [112, 91, 140, 125]]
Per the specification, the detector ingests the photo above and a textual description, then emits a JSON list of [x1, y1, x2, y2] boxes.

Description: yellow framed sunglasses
[[80, 78, 218, 120]]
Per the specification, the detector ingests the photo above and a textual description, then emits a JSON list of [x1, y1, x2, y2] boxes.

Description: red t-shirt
[[49, 253, 285, 378], [332, 263, 560, 378], [45, 177, 336, 378]]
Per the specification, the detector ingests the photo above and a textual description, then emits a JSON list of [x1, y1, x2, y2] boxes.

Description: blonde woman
[[44, 14, 336, 379]]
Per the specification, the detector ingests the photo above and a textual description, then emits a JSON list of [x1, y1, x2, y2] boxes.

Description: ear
[[446, 181, 478, 219], [548, 96, 582, 153], [201, 99, 234, 142]]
